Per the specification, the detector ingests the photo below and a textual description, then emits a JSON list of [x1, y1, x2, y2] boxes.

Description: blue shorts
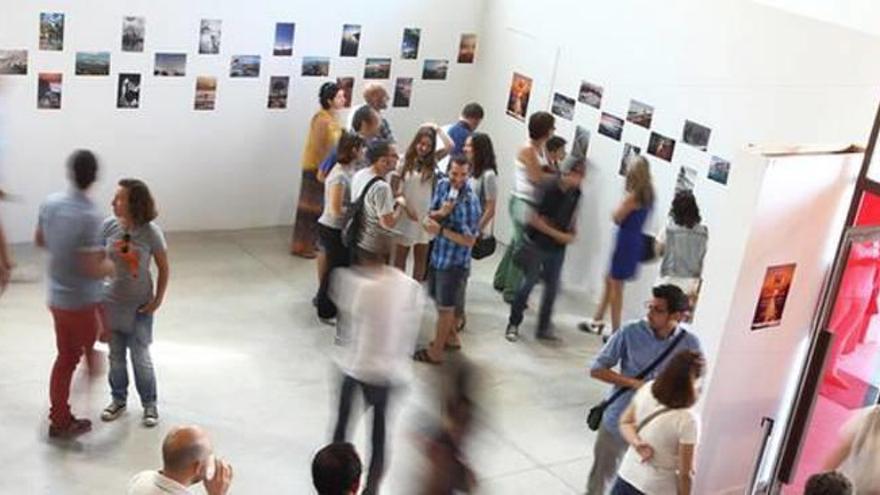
[[429, 267, 468, 311]]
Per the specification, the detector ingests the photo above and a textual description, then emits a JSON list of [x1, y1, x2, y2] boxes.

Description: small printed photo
[[708, 156, 731, 185], [627, 99, 654, 129], [267, 76, 290, 109], [340, 24, 361, 57], [393, 77, 413, 107], [230, 55, 261, 78], [37, 72, 62, 109], [675, 165, 698, 193], [75, 52, 111, 76], [0, 50, 28, 75], [551, 92, 576, 121], [117, 73, 141, 109], [422, 59, 448, 80], [273, 23, 295, 56], [154, 53, 186, 77], [194, 76, 217, 111], [401, 28, 420, 59], [301, 57, 330, 77], [336, 77, 354, 108], [457, 33, 477, 63], [121, 16, 145, 52], [619, 143, 642, 176], [506, 72, 532, 121], [578, 80, 602, 109], [647, 132, 676, 162], [751, 263, 797, 330], [683, 120, 712, 151], [598, 113, 624, 141], [40, 13, 65, 51], [199, 19, 222, 55], [364, 57, 391, 79]]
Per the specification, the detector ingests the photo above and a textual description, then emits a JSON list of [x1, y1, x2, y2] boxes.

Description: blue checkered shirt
[[430, 179, 482, 271]]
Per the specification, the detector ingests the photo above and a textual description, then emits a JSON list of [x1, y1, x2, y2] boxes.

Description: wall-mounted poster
[[121, 16, 145, 52], [268, 76, 290, 109], [578, 80, 602, 109], [0, 50, 28, 75], [117, 73, 141, 109], [230, 55, 260, 78], [364, 58, 391, 79], [37, 72, 62, 109], [620, 143, 641, 176], [401, 28, 420, 59], [683, 120, 711, 151], [199, 19, 222, 55], [675, 165, 698, 192], [708, 156, 731, 185], [457, 33, 477, 63], [598, 113, 624, 141], [154, 53, 186, 77], [393, 77, 413, 107], [302, 57, 330, 77], [75, 52, 111, 76], [751, 263, 797, 330], [340, 24, 361, 57], [422, 59, 448, 80], [39, 13, 65, 51], [506, 72, 532, 121], [336, 77, 354, 108], [648, 132, 676, 162], [627, 99, 654, 129], [273, 23, 295, 56], [194, 76, 217, 111], [551, 93, 575, 121]]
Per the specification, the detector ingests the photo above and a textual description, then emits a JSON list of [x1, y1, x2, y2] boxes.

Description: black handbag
[[640, 233, 657, 263], [471, 174, 496, 260]]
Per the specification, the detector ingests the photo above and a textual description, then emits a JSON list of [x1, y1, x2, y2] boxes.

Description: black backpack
[[342, 175, 384, 248]]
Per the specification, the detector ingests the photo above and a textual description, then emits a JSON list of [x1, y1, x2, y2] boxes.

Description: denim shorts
[[428, 266, 469, 310]]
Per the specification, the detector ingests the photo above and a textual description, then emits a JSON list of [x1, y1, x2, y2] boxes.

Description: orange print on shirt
[[113, 239, 140, 278]]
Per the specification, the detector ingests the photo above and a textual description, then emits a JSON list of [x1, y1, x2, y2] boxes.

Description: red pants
[[48, 305, 101, 427]]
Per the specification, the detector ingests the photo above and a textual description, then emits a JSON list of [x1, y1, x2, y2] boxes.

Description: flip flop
[[413, 349, 443, 365]]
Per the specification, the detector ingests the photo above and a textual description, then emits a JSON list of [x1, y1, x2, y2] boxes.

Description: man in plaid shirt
[[414, 156, 482, 364]]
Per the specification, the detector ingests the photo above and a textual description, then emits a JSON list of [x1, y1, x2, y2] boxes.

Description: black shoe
[[505, 325, 519, 342], [536, 332, 563, 344]]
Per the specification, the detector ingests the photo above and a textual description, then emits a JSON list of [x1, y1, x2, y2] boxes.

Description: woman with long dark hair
[[465, 132, 498, 241]]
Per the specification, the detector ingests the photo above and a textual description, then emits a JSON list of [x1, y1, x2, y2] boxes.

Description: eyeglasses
[[644, 302, 668, 314]]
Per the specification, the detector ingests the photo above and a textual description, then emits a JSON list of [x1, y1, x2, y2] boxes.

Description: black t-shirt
[[526, 181, 581, 251]]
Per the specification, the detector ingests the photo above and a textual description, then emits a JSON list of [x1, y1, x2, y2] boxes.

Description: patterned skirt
[[290, 170, 324, 258]]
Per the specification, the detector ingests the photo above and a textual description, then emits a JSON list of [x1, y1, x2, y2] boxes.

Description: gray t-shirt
[[469, 170, 498, 235], [660, 222, 708, 279], [318, 164, 354, 230], [102, 217, 167, 307], [351, 167, 395, 254]]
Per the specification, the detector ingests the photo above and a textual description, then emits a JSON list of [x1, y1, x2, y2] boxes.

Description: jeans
[[333, 374, 391, 493], [49, 304, 101, 427], [508, 246, 565, 335], [108, 312, 157, 407], [610, 477, 645, 495], [586, 424, 629, 495]]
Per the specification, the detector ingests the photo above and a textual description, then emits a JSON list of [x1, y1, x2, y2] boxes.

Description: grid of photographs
[[340, 24, 361, 57], [393, 77, 413, 107], [401, 28, 420, 59], [121, 17, 145, 52], [117, 73, 141, 109], [0, 50, 27, 75], [506, 72, 532, 121], [268, 76, 290, 109], [273, 23, 295, 56], [551, 93, 575, 121]]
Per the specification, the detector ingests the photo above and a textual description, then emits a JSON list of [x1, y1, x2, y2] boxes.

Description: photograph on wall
[[267, 76, 290, 109], [422, 59, 448, 80], [619, 143, 642, 176], [675, 165, 698, 192], [578, 80, 603, 109], [506, 72, 532, 122], [627, 99, 654, 129], [336, 77, 354, 107], [393, 77, 413, 108], [708, 156, 731, 185], [598, 113, 624, 141], [117, 73, 141, 109], [75, 52, 111, 76], [647, 132, 676, 162], [199, 19, 222, 55], [340, 24, 361, 57], [230, 55, 261, 78], [302, 57, 330, 77], [551, 93, 576, 121], [683, 120, 712, 151], [0, 50, 28, 75], [401, 28, 420, 59], [154, 53, 186, 77], [751, 263, 797, 330], [39, 13, 65, 51], [457, 33, 477, 63], [194, 76, 217, 111], [364, 58, 391, 79], [273, 23, 295, 56], [37, 72, 62, 109], [571, 125, 591, 159], [121, 16, 145, 52]]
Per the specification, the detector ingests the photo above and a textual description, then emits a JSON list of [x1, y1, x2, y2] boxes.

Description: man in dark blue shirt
[[446, 102, 484, 156]]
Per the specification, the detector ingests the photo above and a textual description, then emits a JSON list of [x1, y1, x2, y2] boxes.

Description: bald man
[[128, 425, 233, 495], [348, 83, 394, 143]]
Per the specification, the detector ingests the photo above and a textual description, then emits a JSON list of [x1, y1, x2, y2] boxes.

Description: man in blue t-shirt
[[446, 103, 484, 156]]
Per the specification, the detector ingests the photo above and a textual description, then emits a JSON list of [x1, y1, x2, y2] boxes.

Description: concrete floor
[[0, 227, 608, 494]]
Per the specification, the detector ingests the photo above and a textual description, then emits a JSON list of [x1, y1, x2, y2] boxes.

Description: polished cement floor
[[0, 227, 609, 494]]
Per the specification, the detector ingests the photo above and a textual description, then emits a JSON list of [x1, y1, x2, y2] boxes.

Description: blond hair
[[625, 155, 654, 207]]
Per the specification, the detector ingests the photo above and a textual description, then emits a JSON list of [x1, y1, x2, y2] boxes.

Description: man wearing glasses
[[348, 139, 406, 262], [585, 284, 702, 495]]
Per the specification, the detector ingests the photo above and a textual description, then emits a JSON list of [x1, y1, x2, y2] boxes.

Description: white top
[[127, 471, 193, 495], [512, 147, 547, 204], [317, 163, 354, 230], [350, 167, 396, 254], [618, 382, 700, 495], [840, 405, 880, 493], [393, 162, 435, 246]]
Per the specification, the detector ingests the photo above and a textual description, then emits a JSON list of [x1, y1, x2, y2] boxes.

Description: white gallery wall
[[0, 0, 482, 243]]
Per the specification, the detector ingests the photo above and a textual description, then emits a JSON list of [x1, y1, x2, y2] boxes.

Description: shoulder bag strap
[[355, 175, 383, 207], [636, 407, 673, 434], [601, 329, 688, 408]]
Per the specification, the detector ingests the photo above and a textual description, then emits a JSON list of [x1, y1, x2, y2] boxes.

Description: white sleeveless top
[[513, 145, 547, 203]]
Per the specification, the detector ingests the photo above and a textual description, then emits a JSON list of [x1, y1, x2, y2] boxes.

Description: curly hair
[[670, 190, 702, 229], [119, 178, 157, 226]]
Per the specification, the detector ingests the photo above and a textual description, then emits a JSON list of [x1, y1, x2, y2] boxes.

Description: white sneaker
[[505, 325, 520, 342], [101, 402, 126, 422], [142, 405, 159, 428]]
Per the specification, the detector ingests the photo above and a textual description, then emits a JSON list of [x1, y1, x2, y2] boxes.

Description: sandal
[[456, 316, 467, 333], [577, 320, 605, 335], [413, 349, 443, 365]]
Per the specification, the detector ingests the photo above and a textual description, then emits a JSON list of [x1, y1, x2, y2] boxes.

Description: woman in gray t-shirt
[[99, 179, 169, 427]]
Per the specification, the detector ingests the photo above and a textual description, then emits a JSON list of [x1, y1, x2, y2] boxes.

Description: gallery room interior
[[3, 0, 880, 494]]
